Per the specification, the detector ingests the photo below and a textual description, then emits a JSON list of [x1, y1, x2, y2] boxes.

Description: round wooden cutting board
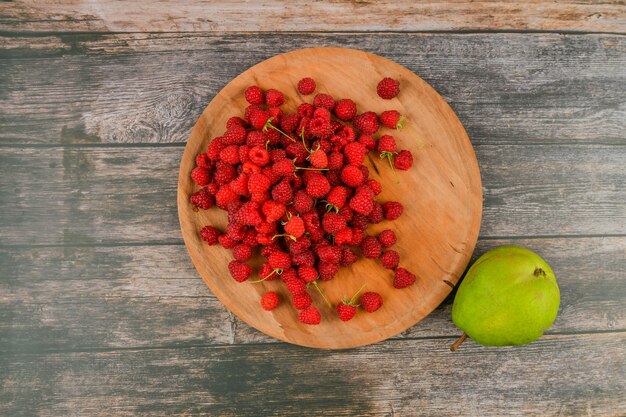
[[178, 47, 482, 349]]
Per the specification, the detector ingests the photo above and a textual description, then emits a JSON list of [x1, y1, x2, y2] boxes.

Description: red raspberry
[[195, 152, 211, 168], [298, 265, 318, 283], [358, 134, 376, 151], [349, 188, 374, 215], [365, 179, 382, 195], [377, 77, 400, 99], [360, 292, 383, 312], [309, 117, 333, 139], [377, 229, 397, 248], [305, 173, 330, 198], [228, 260, 252, 283], [297, 77, 316, 95], [336, 125, 356, 144], [377, 134, 397, 153], [284, 275, 307, 295], [318, 261, 339, 280], [256, 221, 276, 235], [313, 93, 335, 111], [233, 244, 253, 262], [338, 205, 354, 222], [309, 149, 328, 168], [394, 149, 413, 170], [383, 201, 404, 220], [297, 103, 315, 118], [286, 142, 309, 164], [268, 107, 283, 124], [248, 108, 271, 130], [265, 89, 285, 107], [261, 291, 279, 311], [327, 152, 344, 170], [313, 107, 331, 121], [223, 125, 246, 146], [292, 292, 312, 310], [280, 113, 300, 133], [238, 145, 250, 163], [207, 137, 225, 161], [243, 229, 258, 247], [214, 161, 236, 184], [293, 190, 314, 214], [343, 142, 367, 165], [199, 225, 220, 245], [326, 186, 349, 210], [380, 110, 404, 129], [340, 247, 358, 266], [263, 129, 281, 146], [244, 85, 264, 105], [248, 146, 270, 166], [218, 233, 237, 249], [289, 236, 311, 254], [334, 227, 353, 246], [248, 173, 271, 193], [219, 145, 240, 165], [271, 178, 294, 203], [380, 250, 400, 269], [292, 251, 315, 267], [337, 303, 356, 322], [350, 228, 365, 246], [257, 262, 278, 281], [393, 267, 416, 288], [341, 165, 365, 188], [271, 159, 295, 177], [215, 185, 238, 208], [284, 216, 305, 239], [246, 131, 265, 148], [353, 112, 379, 134], [269, 149, 287, 162], [235, 202, 263, 226], [334, 99, 357, 121], [190, 188, 214, 209], [361, 236, 382, 259], [368, 201, 384, 224], [317, 244, 342, 264], [298, 306, 321, 325], [191, 167, 211, 186], [256, 234, 273, 246], [322, 212, 347, 234], [280, 267, 298, 283], [261, 200, 285, 223], [268, 251, 291, 269], [302, 211, 321, 232], [226, 116, 247, 129]]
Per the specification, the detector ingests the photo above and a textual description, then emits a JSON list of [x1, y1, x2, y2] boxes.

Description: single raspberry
[[377, 134, 397, 153], [334, 226, 353, 246], [263, 128, 281, 146], [322, 212, 347, 234], [317, 244, 342, 264], [269, 149, 287, 162], [261, 243, 280, 258], [353, 112, 379, 134], [195, 152, 211, 168], [218, 233, 237, 249], [327, 152, 344, 170], [337, 303, 356, 322], [365, 179, 382, 195], [341, 165, 365, 188], [334, 99, 357, 121], [257, 262, 279, 281], [233, 244, 253, 262], [340, 247, 358, 266], [383, 201, 404, 220], [280, 113, 300, 133], [297, 77, 316, 95], [256, 221, 277, 236], [271, 159, 295, 177], [361, 236, 382, 259], [289, 236, 311, 254], [393, 267, 416, 288], [228, 260, 252, 283], [190, 188, 214, 209], [298, 306, 321, 325], [256, 234, 273, 246], [265, 89, 285, 107], [248, 173, 271, 193], [349, 188, 374, 215], [271, 178, 294, 203], [380, 110, 404, 129], [336, 125, 356, 144], [313, 93, 335, 111], [360, 292, 383, 312], [293, 190, 314, 214], [318, 261, 339, 280], [207, 137, 225, 160], [248, 108, 271, 130], [377, 229, 397, 248], [297, 103, 315, 118], [243, 229, 258, 247], [292, 292, 312, 310], [261, 291, 279, 311], [377, 77, 400, 99], [338, 205, 353, 222], [235, 202, 263, 226], [261, 200, 285, 223], [238, 144, 251, 163], [268, 251, 291, 269], [215, 185, 238, 208], [394, 149, 413, 170], [309, 149, 328, 168], [313, 107, 331, 121], [309, 117, 333, 139], [358, 134, 376, 151], [284, 275, 307, 295], [367, 201, 384, 224], [223, 126, 246, 147], [226, 116, 247, 129], [248, 146, 270, 166], [308, 228, 325, 242], [343, 142, 367, 166], [305, 173, 330, 198], [325, 186, 349, 211], [268, 107, 283, 125], [246, 131, 265, 148], [292, 251, 315, 267], [244, 85, 264, 105], [284, 216, 305, 239], [280, 267, 298, 282], [213, 161, 236, 184], [302, 211, 321, 232], [298, 265, 318, 283], [191, 167, 211, 186], [286, 141, 309, 164], [219, 145, 240, 165], [381, 250, 400, 269], [350, 227, 365, 246], [199, 225, 220, 245], [206, 181, 219, 195]]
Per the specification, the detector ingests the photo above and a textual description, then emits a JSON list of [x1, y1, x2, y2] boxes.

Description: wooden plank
[[1, 237, 623, 352], [0, 333, 624, 416], [0, 144, 623, 246], [1, 33, 625, 145], [1, 1, 625, 34]]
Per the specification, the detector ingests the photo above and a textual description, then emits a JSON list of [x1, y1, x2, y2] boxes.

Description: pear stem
[[450, 332, 468, 352]]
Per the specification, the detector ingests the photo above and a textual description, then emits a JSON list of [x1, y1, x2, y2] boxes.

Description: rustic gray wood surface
[[1, 1, 625, 416]]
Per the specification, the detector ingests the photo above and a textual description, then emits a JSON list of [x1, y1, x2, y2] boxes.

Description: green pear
[[450, 246, 559, 350]]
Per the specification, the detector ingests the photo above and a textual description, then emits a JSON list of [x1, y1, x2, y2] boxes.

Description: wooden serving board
[[178, 47, 482, 349]]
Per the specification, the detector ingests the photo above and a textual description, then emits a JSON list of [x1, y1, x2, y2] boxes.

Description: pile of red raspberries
[[190, 76, 417, 325]]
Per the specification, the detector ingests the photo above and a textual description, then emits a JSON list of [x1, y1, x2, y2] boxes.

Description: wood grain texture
[[1, 237, 623, 352], [1, 1, 625, 34], [1, 33, 625, 145], [0, 144, 623, 246], [1, 333, 624, 416], [178, 47, 482, 348]]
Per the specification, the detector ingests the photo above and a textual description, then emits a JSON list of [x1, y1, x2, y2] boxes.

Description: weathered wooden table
[[1, 2, 625, 416]]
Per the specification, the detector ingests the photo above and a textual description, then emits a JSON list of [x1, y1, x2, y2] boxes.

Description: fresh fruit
[[261, 291, 280, 310], [336, 284, 366, 321], [393, 267, 416, 289], [297, 77, 316, 95], [360, 292, 383, 312], [299, 306, 321, 325], [376, 77, 400, 99], [450, 246, 560, 350]]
